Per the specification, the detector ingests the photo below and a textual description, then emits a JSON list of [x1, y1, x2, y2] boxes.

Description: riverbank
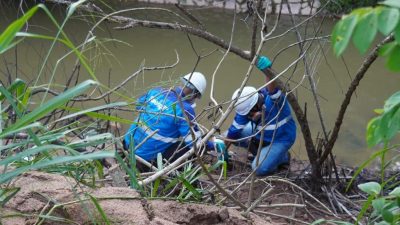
[[134, 0, 321, 15]]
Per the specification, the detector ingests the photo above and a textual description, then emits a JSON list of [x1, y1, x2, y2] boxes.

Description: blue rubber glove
[[256, 56, 272, 70], [214, 139, 229, 162]]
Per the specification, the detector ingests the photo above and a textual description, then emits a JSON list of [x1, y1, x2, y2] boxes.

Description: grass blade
[[0, 5, 39, 53], [0, 151, 115, 184], [87, 193, 111, 225], [5, 80, 97, 132]]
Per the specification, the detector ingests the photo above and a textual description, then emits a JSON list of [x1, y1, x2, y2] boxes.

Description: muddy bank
[[2, 171, 273, 225]]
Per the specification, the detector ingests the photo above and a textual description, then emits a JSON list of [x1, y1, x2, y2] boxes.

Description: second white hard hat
[[231, 86, 259, 115], [181, 72, 207, 97]]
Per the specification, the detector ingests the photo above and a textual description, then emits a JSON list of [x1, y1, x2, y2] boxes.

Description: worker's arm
[[256, 56, 277, 93]]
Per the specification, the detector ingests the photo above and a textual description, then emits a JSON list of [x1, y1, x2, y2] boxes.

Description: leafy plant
[[320, 0, 378, 14], [332, 0, 400, 71], [313, 0, 400, 224]]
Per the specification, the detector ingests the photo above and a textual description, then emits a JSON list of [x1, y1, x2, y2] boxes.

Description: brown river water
[[1, 2, 399, 166]]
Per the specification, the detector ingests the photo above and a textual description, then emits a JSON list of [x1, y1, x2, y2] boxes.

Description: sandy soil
[[2, 171, 274, 225]]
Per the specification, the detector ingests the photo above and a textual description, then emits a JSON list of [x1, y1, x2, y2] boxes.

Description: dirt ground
[[1, 146, 364, 225], [2, 171, 275, 225]]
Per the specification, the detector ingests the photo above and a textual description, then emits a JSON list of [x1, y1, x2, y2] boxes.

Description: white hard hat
[[231, 86, 259, 115], [181, 72, 207, 96]]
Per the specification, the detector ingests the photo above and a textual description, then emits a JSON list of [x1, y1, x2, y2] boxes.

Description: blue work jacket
[[227, 88, 296, 144], [124, 87, 206, 161]]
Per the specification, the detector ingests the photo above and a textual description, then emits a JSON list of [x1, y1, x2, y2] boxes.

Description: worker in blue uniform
[[124, 72, 226, 166], [225, 56, 296, 176]]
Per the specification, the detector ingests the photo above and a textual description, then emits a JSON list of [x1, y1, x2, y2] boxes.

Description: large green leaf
[[389, 186, 400, 196], [353, 11, 378, 54], [395, 23, 400, 44], [384, 91, 400, 110], [378, 7, 400, 35], [379, 42, 397, 56], [381, 0, 400, 8], [0, 5, 39, 53], [5, 80, 97, 132], [332, 14, 358, 56], [0, 151, 115, 184], [372, 198, 386, 214], [367, 117, 382, 147], [387, 45, 400, 71], [358, 182, 382, 195]]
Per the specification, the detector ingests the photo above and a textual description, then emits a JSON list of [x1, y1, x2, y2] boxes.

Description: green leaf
[[178, 176, 201, 200], [358, 182, 381, 195], [367, 117, 382, 147], [378, 7, 400, 35], [381, 0, 400, 8], [87, 193, 111, 225], [389, 187, 400, 196], [152, 178, 161, 197], [395, 23, 400, 44], [0, 187, 20, 206], [374, 108, 385, 115], [60, 106, 133, 124], [379, 42, 397, 56], [114, 153, 140, 190], [372, 198, 386, 214], [67, 0, 87, 17], [0, 145, 78, 166], [53, 102, 128, 124], [0, 5, 39, 53], [5, 80, 97, 132], [0, 122, 43, 139], [353, 12, 378, 54], [384, 91, 400, 111], [387, 45, 400, 71], [332, 14, 358, 56], [67, 133, 114, 149], [382, 209, 394, 223]]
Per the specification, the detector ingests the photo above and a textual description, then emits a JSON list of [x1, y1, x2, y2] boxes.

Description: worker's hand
[[256, 56, 272, 70], [214, 138, 229, 162]]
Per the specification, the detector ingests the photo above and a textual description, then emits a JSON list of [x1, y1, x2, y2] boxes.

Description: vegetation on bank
[[321, 0, 379, 14], [0, 0, 399, 224]]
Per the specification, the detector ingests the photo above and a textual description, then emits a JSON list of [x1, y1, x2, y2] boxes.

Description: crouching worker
[[124, 72, 226, 170], [225, 56, 296, 176]]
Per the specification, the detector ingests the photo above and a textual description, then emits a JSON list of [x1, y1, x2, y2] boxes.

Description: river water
[[1, 2, 399, 166]]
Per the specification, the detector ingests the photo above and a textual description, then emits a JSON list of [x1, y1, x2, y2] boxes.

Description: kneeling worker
[[225, 56, 296, 176], [124, 72, 226, 168]]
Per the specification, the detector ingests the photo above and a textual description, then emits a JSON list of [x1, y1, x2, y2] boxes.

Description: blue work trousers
[[234, 122, 294, 176]]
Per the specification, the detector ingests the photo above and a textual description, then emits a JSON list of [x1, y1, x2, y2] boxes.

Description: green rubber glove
[[256, 56, 272, 70]]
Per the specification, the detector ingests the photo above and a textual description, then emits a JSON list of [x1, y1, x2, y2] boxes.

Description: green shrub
[[321, 0, 379, 14]]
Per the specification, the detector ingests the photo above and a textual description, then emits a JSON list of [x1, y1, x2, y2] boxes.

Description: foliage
[[323, 0, 400, 224], [356, 182, 400, 224], [332, 1, 400, 70], [366, 91, 400, 147], [0, 2, 121, 214], [321, 0, 378, 14]]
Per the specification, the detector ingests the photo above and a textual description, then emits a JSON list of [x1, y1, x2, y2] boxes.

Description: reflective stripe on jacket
[[227, 88, 296, 144], [124, 87, 201, 161]]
